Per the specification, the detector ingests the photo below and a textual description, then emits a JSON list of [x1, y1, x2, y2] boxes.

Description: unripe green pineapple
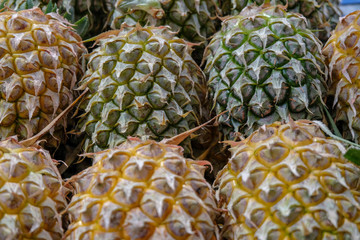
[[77, 25, 206, 154], [106, 0, 221, 63], [0, 7, 86, 147], [216, 120, 360, 239], [56, 0, 110, 37], [204, 5, 327, 140], [0, 137, 68, 239], [218, 0, 342, 43], [109, 0, 220, 44], [64, 138, 218, 239], [0, 0, 51, 10], [323, 11, 360, 144]]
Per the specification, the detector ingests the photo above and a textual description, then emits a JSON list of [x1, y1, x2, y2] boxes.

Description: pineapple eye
[[7, 16, 31, 32]]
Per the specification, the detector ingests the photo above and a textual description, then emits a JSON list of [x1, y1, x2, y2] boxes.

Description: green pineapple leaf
[[344, 148, 360, 166], [73, 16, 89, 38], [44, 0, 57, 14], [26, 0, 34, 9], [0, 1, 6, 9], [322, 104, 342, 138]]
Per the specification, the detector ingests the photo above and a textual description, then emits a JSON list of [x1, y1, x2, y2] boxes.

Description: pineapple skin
[[57, 0, 111, 37], [218, 0, 342, 43], [215, 120, 360, 239], [204, 5, 327, 140], [323, 11, 360, 144], [109, 0, 220, 44], [0, 0, 50, 10], [64, 138, 218, 240], [0, 8, 86, 147], [77, 25, 206, 154], [0, 138, 68, 239]]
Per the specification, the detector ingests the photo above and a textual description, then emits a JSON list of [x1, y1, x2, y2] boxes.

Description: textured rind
[[109, 0, 220, 43], [218, 0, 342, 43], [64, 138, 218, 240], [0, 138, 67, 239], [0, 8, 86, 146], [0, 0, 50, 10], [215, 120, 360, 240], [57, 0, 111, 37], [323, 11, 360, 143], [205, 5, 327, 140], [77, 25, 206, 153]]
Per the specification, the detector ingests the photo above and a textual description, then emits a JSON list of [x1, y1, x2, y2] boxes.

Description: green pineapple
[[109, 0, 220, 43], [77, 25, 206, 154], [204, 5, 327, 140], [0, 0, 51, 10], [218, 0, 342, 42]]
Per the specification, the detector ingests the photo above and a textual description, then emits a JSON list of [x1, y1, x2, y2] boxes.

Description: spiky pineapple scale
[[323, 11, 360, 143], [110, 0, 220, 43], [205, 5, 327, 140], [77, 26, 206, 154], [0, 8, 86, 147], [0, 138, 67, 239], [218, 0, 342, 42], [0, 0, 50, 10], [64, 138, 218, 239], [216, 120, 360, 239]]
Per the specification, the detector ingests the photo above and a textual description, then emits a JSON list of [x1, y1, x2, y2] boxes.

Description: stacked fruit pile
[[0, 0, 360, 239]]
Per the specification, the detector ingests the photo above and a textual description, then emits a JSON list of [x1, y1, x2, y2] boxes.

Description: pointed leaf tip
[[74, 16, 89, 38]]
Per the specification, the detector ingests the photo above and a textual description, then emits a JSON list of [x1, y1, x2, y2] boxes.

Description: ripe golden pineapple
[[0, 137, 68, 239], [215, 120, 360, 239], [64, 138, 218, 239], [0, 7, 86, 147], [323, 11, 360, 143]]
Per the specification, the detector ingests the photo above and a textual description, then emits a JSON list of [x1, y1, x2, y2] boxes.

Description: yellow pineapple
[[216, 120, 360, 239], [64, 138, 219, 239], [0, 137, 68, 239], [323, 10, 360, 144], [0, 7, 86, 147]]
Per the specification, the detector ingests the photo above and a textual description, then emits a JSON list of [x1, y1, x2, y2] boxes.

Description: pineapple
[[64, 138, 218, 239], [218, 0, 342, 43], [77, 25, 206, 154], [204, 5, 327, 140], [56, 0, 110, 38], [107, 0, 221, 63], [323, 11, 360, 143], [0, 137, 68, 239], [215, 120, 360, 239], [0, 7, 86, 147], [0, 0, 51, 10], [109, 0, 220, 44]]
